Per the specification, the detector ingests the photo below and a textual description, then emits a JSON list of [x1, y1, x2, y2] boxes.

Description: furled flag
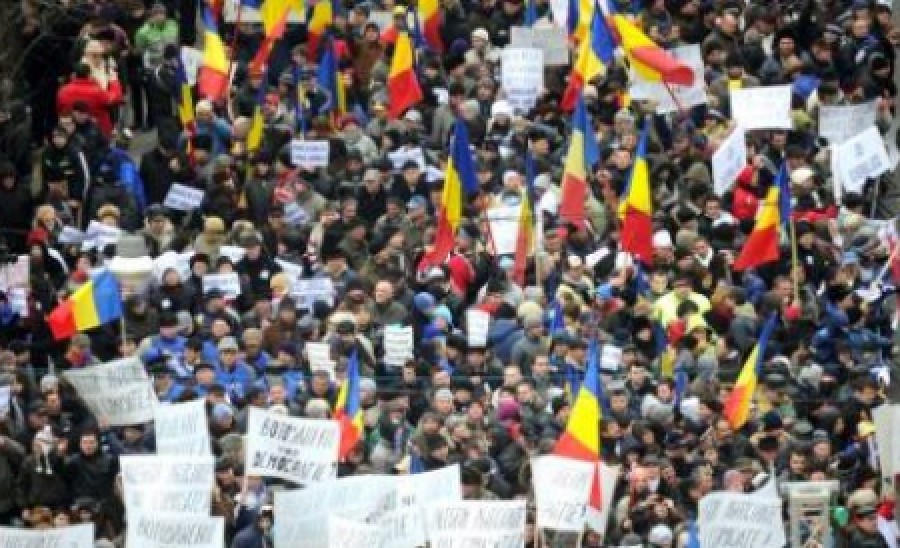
[[619, 117, 654, 264], [335, 349, 364, 459], [246, 71, 268, 153], [387, 32, 423, 118], [198, 6, 229, 100], [723, 313, 777, 430], [47, 271, 123, 340], [568, 0, 595, 43], [559, 95, 599, 227], [316, 37, 347, 120], [562, 10, 615, 110], [418, 0, 443, 52], [611, 14, 694, 86], [732, 170, 786, 272]]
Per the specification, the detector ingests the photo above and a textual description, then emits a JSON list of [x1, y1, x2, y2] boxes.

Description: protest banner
[[305, 342, 335, 377], [7, 288, 27, 319], [328, 515, 388, 548], [179, 46, 203, 86], [388, 146, 427, 172], [600, 345, 623, 371], [501, 48, 544, 112], [83, 221, 122, 250], [275, 258, 304, 278], [487, 206, 521, 255], [712, 126, 748, 196], [292, 277, 335, 309], [730, 85, 793, 130], [532, 455, 594, 532], [63, 357, 157, 426], [0, 523, 93, 547], [369, 10, 392, 30], [120, 455, 215, 489], [58, 225, 85, 244], [629, 45, 707, 113], [245, 408, 339, 484], [224, 0, 305, 23], [155, 399, 211, 456], [163, 183, 205, 211], [290, 140, 330, 167], [466, 309, 491, 347], [510, 26, 568, 66], [832, 126, 892, 193], [594, 462, 621, 537], [202, 272, 241, 297], [698, 492, 785, 548], [425, 499, 526, 548], [126, 514, 224, 548], [873, 404, 899, 478], [123, 486, 212, 517], [381, 464, 462, 548], [284, 202, 312, 225], [886, 114, 900, 169], [152, 251, 193, 282], [819, 101, 877, 145], [218, 245, 246, 264], [383, 325, 414, 367]]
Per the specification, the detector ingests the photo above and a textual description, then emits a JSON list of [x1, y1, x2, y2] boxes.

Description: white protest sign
[[63, 357, 158, 426], [0, 386, 10, 417], [388, 147, 427, 172], [510, 26, 568, 66], [152, 251, 193, 282], [154, 399, 210, 456], [593, 462, 620, 537], [383, 325, 414, 367], [290, 139, 330, 167], [7, 288, 27, 319], [487, 206, 521, 255], [245, 408, 339, 484], [180, 46, 203, 86], [275, 475, 397, 548], [83, 221, 122, 250], [306, 341, 335, 376], [59, 225, 85, 244], [425, 499, 526, 548], [600, 345, 623, 371], [126, 514, 224, 548], [283, 202, 311, 226], [163, 183, 205, 211], [328, 515, 388, 548], [121, 455, 214, 518], [0, 255, 28, 291], [379, 465, 462, 548], [202, 272, 241, 297], [712, 126, 748, 196], [730, 85, 793, 130], [224, 0, 305, 23], [873, 404, 899, 478], [699, 492, 785, 548], [0, 524, 93, 548], [629, 44, 707, 113], [292, 276, 335, 309], [532, 455, 594, 532], [502, 48, 544, 112], [548, 0, 568, 30], [833, 126, 892, 193], [218, 245, 246, 264], [123, 486, 212, 517], [466, 309, 491, 347], [369, 10, 393, 30], [886, 114, 900, 169], [275, 258, 304, 278], [819, 101, 877, 144]]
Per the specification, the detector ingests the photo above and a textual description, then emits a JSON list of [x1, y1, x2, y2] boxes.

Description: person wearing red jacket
[[731, 165, 762, 229], [56, 63, 123, 137]]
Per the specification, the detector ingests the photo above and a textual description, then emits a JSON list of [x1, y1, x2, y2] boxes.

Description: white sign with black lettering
[[502, 48, 544, 112], [712, 126, 748, 196], [218, 245, 246, 264], [0, 524, 93, 548], [292, 276, 335, 309], [532, 455, 594, 532], [383, 325, 414, 367], [163, 183, 205, 211], [487, 206, 521, 255], [388, 147, 427, 172], [121, 455, 214, 519], [833, 126, 892, 193], [730, 85, 793, 130], [425, 500, 526, 548], [202, 272, 241, 297], [305, 342, 335, 377], [245, 408, 340, 484], [466, 309, 491, 347], [290, 140, 330, 167], [63, 358, 158, 426], [510, 26, 568, 66], [819, 101, 877, 145], [83, 221, 122, 250], [59, 225, 86, 244], [698, 492, 785, 548], [328, 515, 388, 548], [126, 514, 224, 548], [154, 399, 210, 456]]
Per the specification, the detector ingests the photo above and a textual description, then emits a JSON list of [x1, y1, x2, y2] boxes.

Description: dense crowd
[[2, 0, 900, 546]]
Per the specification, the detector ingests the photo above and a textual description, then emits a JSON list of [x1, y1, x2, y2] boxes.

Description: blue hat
[[414, 292, 436, 312]]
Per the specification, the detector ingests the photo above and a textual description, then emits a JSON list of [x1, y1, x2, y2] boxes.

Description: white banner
[[730, 86, 793, 130], [59, 225, 85, 244], [121, 455, 214, 518], [154, 399, 211, 456], [425, 499, 526, 548], [126, 514, 224, 548], [152, 250, 193, 282], [387, 146, 427, 172], [383, 325, 414, 367], [306, 342, 335, 377], [290, 140, 330, 167], [218, 245, 246, 264], [594, 463, 620, 537], [245, 408, 339, 484], [502, 48, 544, 112], [0, 255, 28, 291], [163, 183, 205, 211], [328, 515, 388, 548], [83, 221, 122, 250], [292, 277, 335, 309], [833, 126, 892, 193], [819, 101, 877, 145], [874, 404, 899, 478], [698, 492, 785, 548], [123, 485, 212, 517], [532, 455, 594, 532], [510, 26, 568, 66], [63, 357, 157, 426], [712, 126, 748, 196], [487, 206, 521, 255], [384, 465, 462, 548], [202, 272, 241, 297], [0, 524, 93, 547], [466, 309, 491, 347], [629, 45, 707, 113]]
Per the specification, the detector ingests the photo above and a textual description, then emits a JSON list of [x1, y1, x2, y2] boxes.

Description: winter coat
[[0, 436, 25, 513], [56, 77, 123, 136], [17, 452, 69, 509], [65, 451, 116, 501]]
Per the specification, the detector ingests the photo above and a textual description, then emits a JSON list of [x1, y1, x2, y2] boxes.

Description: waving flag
[[776, 162, 792, 230], [307, 0, 334, 60], [175, 57, 195, 133], [723, 313, 777, 430], [335, 349, 364, 459], [198, 6, 229, 100], [619, 118, 654, 264], [562, 11, 615, 110], [418, 0, 443, 51], [422, 120, 478, 267], [246, 70, 268, 152], [259, 0, 291, 36], [317, 38, 347, 119], [569, 0, 595, 42], [732, 185, 782, 271], [387, 32, 423, 118], [611, 14, 694, 86], [559, 95, 599, 227], [47, 271, 123, 340], [512, 185, 534, 287]]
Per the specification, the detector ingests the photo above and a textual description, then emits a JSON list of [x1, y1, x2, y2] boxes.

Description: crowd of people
[[1, 0, 900, 546]]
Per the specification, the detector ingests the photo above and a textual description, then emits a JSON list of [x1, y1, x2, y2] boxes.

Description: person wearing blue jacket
[[215, 337, 257, 404], [140, 313, 186, 371]]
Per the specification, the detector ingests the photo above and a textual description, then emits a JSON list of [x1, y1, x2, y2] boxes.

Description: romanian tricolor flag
[[306, 0, 334, 60], [317, 38, 347, 119], [198, 6, 229, 101], [418, 0, 443, 52], [553, 344, 603, 530], [610, 14, 694, 86], [732, 185, 782, 271], [512, 186, 534, 287], [47, 270, 123, 341], [559, 95, 599, 227], [568, 0, 595, 43], [387, 32, 423, 119], [250, 0, 291, 73], [562, 10, 615, 111], [619, 119, 654, 264], [335, 349, 364, 459], [175, 58, 195, 134], [246, 77, 267, 153], [422, 120, 478, 268], [723, 313, 777, 430]]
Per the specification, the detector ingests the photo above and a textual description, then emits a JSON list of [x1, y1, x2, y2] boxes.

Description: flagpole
[[120, 315, 128, 351], [789, 218, 800, 304]]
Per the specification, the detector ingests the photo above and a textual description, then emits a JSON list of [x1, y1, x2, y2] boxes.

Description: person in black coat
[[64, 430, 116, 504], [139, 130, 180, 206], [0, 162, 34, 254]]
